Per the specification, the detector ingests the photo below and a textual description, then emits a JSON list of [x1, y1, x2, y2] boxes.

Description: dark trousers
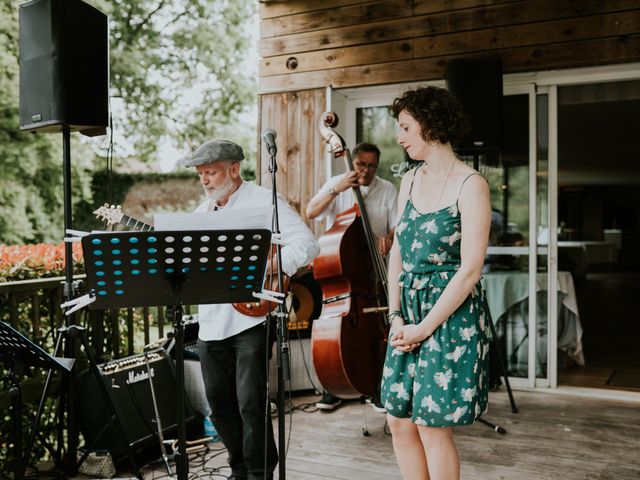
[[198, 323, 277, 480]]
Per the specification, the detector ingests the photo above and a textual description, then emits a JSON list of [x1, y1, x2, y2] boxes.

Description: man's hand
[[335, 171, 359, 193], [377, 234, 393, 257]]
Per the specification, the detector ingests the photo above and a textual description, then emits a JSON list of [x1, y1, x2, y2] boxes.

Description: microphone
[[262, 128, 277, 155]]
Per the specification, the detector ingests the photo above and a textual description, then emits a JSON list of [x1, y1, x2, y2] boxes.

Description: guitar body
[[233, 273, 290, 316]]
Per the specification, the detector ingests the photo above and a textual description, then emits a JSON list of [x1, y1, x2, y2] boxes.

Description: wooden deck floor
[[125, 388, 640, 480]]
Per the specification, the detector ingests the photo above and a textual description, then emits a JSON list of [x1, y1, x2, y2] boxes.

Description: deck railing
[[0, 275, 193, 403], [0, 275, 197, 473]]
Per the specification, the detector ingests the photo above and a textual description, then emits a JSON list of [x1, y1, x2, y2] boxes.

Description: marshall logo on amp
[[127, 367, 155, 385]]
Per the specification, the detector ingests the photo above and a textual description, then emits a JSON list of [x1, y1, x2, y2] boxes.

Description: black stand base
[[477, 416, 507, 434]]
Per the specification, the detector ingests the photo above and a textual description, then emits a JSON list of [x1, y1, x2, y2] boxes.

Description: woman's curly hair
[[389, 86, 469, 145]]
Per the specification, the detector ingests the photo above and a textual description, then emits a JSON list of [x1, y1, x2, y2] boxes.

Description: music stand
[[80, 228, 273, 480], [0, 321, 74, 480]]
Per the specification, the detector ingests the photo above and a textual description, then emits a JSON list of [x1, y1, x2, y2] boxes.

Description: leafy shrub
[[0, 242, 84, 282]]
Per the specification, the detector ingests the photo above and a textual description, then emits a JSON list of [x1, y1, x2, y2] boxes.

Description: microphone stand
[[267, 144, 289, 480]]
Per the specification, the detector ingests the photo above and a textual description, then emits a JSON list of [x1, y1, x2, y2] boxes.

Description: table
[[481, 271, 584, 377]]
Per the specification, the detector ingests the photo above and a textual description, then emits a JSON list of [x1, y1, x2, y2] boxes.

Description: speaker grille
[[446, 58, 503, 154], [19, 0, 108, 134]]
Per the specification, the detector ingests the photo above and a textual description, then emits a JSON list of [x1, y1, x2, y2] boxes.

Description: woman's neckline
[[408, 197, 457, 216]]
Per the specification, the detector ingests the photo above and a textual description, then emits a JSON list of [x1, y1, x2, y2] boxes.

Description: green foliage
[[0, 0, 257, 244], [73, 169, 201, 231], [0, 2, 92, 244], [90, 0, 257, 160]]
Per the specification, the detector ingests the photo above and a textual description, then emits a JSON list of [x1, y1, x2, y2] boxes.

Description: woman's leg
[[387, 415, 430, 480], [417, 426, 459, 480]]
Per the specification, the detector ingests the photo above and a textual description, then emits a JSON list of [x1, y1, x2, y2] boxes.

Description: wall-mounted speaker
[[446, 58, 503, 154], [19, 0, 108, 136]]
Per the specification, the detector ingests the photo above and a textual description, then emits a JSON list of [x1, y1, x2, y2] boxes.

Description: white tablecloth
[[481, 271, 584, 370]]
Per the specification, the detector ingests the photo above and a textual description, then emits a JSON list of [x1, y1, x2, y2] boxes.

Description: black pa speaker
[[446, 58, 503, 154], [76, 349, 198, 464], [19, 0, 108, 136]]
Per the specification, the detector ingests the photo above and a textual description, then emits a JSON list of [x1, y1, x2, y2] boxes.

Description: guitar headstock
[[93, 203, 124, 226]]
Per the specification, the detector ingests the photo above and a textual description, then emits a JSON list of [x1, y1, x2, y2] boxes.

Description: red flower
[[0, 242, 84, 281]]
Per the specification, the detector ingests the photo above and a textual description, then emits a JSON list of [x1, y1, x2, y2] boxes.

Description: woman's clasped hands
[[389, 318, 430, 353]]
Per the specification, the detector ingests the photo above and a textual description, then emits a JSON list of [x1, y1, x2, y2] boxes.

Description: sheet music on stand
[[78, 207, 274, 310], [154, 205, 272, 231], [81, 228, 272, 309]]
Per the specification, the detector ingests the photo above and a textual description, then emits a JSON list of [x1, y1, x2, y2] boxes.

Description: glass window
[[355, 106, 416, 189]]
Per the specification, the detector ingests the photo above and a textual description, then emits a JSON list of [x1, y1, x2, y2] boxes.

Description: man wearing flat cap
[[184, 138, 319, 480]]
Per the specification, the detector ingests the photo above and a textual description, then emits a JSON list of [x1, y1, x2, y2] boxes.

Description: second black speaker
[[19, 0, 108, 135], [446, 58, 503, 154]]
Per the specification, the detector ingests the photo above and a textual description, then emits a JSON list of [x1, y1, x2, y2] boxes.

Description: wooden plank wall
[[258, 0, 640, 93], [259, 88, 328, 236], [257, 0, 640, 225]]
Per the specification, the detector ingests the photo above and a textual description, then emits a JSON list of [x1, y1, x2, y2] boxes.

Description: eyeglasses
[[354, 161, 378, 171]]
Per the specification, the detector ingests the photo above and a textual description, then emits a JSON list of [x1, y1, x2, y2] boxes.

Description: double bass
[[311, 112, 389, 399]]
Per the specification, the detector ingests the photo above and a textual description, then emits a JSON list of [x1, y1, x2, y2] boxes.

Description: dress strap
[[456, 173, 485, 207], [408, 164, 420, 197]]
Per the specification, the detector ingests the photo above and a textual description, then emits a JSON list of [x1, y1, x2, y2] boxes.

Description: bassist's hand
[[377, 234, 393, 257], [336, 171, 359, 193]]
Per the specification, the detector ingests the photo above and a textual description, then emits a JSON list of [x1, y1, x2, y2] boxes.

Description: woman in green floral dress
[[381, 86, 491, 480]]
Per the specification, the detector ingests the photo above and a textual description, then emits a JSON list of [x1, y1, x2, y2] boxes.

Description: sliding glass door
[[332, 63, 640, 390]]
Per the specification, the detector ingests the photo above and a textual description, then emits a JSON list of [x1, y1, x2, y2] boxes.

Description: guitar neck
[[120, 215, 154, 231]]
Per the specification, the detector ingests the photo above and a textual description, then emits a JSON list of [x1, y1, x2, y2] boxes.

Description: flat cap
[[182, 138, 244, 167]]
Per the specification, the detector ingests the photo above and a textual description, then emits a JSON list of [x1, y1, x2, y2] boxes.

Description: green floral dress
[[380, 171, 490, 427]]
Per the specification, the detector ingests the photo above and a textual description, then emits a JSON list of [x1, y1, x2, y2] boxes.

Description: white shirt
[[312, 175, 398, 237], [194, 181, 320, 340]]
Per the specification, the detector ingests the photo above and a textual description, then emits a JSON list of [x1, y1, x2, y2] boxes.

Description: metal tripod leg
[[477, 416, 506, 434], [476, 295, 518, 434], [485, 304, 518, 414], [21, 328, 65, 475], [144, 350, 174, 478]]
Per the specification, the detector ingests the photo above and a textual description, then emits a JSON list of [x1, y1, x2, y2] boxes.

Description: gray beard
[[204, 177, 234, 203]]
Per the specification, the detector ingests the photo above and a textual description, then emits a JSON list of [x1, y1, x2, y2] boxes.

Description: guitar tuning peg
[[110, 204, 115, 209], [117, 205, 121, 209]]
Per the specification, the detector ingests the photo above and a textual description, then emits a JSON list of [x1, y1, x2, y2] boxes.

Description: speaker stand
[[60, 126, 79, 473]]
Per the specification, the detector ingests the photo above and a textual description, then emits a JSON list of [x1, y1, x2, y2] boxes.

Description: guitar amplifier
[[76, 348, 199, 463]]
